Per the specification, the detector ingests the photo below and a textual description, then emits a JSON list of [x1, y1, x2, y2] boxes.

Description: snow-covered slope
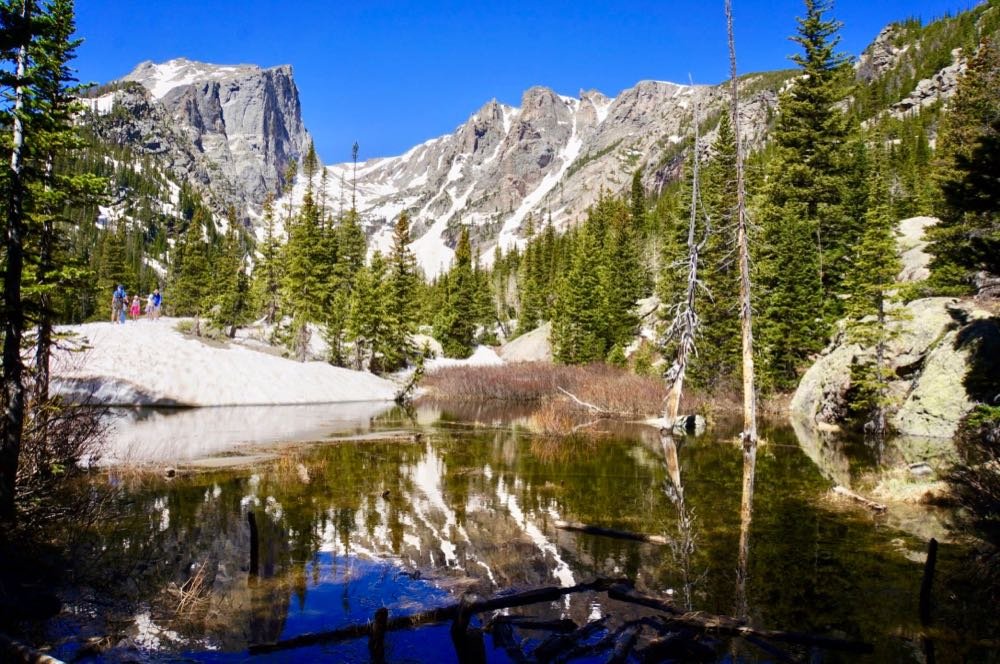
[[51, 319, 397, 406]]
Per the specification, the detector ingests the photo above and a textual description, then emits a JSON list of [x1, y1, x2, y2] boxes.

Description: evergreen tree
[[630, 167, 646, 229], [212, 216, 251, 336], [757, 0, 854, 388], [170, 209, 213, 316], [552, 222, 604, 363], [251, 194, 282, 324], [383, 212, 419, 371], [692, 111, 741, 389], [843, 139, 902, 433], [928, 37, 1000, 290], [434, 227, 477, 358]]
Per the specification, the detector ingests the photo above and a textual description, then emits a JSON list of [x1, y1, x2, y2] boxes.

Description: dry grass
[[422, 362, 735, 418]]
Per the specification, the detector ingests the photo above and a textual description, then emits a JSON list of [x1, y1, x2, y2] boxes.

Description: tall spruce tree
[[383, 212, 419, 371], [434, 227, 477, 358], [928, 37, 1000, 290], [758, 0, 854, 388], [552, 221, 604, 363], [251, 194, 281, 323], [169, 208, 215, 316], [212, 216, 251, 337], [691, 112, 741, 389], [844, 138, 902, 434]]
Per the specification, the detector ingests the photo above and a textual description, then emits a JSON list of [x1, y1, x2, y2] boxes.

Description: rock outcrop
[[791, 296, 993, 440], [83, 58, 310, 218]]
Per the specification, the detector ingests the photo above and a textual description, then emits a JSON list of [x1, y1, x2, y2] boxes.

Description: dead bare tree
[[726, 0, 759, 621], [662, 89, 710, 427]]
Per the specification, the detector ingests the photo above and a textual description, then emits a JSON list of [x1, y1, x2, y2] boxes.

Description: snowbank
[[425, 345, 504, 371], [51, 319, 398, 406]]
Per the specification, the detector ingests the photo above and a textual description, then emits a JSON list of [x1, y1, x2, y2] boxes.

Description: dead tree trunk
[[663, 92, 708, 426], [726, 0, 759, 621], [1, 0, 33, 522], [725, 0, 758, 447]]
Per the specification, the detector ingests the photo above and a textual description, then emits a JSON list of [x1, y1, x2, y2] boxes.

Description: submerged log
[[832, 485, 888, 513], [920, 537, 938, 626], [487, 615, 578, 633], [368, 607, 388, 663], [611, 584, 872, 654], [554, 520, 668, 545], [532, 616, 608, 662], [249, 578, 620, 654]]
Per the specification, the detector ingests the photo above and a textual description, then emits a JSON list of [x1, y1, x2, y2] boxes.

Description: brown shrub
[[424, 362, 679, 417]]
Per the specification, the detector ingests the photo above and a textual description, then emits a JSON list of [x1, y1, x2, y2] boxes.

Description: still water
[[47, 403, 995, 662]]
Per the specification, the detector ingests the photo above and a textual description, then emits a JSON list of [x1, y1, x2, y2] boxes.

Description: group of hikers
[[111, 284, 162, 324]]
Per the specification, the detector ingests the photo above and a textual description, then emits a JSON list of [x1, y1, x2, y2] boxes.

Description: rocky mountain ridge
[[295, 79, 780, 275], [81, 57, 310, 220]]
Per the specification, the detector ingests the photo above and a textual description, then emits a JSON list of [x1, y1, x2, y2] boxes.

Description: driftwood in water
[[611, 584, 872, 654], [832, 485, 888, 513], [532, 616, 608, 662], [249, 578, 619, 654], [250, 577, 873, 657], [368, 606, 387, 663], [920, 537, 938, 626], [607, 624, 641, 664], [487, 615, 578, 633], [554, 520, 668, 545], [451, 595, 486, 663]]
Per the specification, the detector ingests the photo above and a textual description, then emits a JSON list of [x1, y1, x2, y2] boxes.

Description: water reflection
[[660, 429, 698, 611], [102, 401, 395, 463], [52, 406, 994, 661]]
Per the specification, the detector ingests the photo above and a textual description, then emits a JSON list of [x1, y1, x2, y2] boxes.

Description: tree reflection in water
[[659, 428, 699, 612]]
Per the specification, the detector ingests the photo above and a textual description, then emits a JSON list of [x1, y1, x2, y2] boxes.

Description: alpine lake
[[35, 400, 998, 662]]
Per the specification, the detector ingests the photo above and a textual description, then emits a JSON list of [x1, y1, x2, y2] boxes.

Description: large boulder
[[499, 322, 553, 363], [792, 298, 992, 439]]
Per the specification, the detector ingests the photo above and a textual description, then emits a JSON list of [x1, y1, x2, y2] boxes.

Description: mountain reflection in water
[[49, 403, 994, 661]]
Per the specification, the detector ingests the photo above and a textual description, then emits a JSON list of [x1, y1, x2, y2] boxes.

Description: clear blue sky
[[73, 0, 978, 163]]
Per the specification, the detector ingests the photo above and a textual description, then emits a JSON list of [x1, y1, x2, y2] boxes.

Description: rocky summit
[[83, 58, 310, 217]]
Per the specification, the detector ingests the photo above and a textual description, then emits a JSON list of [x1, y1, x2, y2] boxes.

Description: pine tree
[[251, 195, 282, 323], [383, 212, 419, 371], [170, 209, 213, 316], [757, 0, 854, 388], [552, 222, 604, 364], [928, 37, 1000, 290], [692, 112, 741, 389], [212, 216, 251, 336], [844, 139, 902, 434], [434, 227, 477, 358]]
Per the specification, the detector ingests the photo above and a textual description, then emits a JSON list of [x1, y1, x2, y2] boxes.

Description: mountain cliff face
[[296, 78, 779, 275], [82, 58, 310, 218]]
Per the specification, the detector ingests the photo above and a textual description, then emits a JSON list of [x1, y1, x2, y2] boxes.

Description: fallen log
[[832, 485, 887, 513], [611, 584, 872, 654], [532, 616, 608, 662], [487, 615, 578, 633], [554, 520, 668, 545], [249, 578, 620, 654]]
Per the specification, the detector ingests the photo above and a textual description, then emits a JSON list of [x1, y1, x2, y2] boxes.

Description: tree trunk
[[726, 0, 758, 446], [1, 0, 33, 521], [727, 0, 759, 621]]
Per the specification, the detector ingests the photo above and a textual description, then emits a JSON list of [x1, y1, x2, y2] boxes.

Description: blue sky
[[74, 1, 977, 163]]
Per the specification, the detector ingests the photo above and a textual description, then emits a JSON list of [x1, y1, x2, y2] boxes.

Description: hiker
[[111, 285, 125, 324], [130, 294, 141, 320], [119, 290, 128, 324], [151, 288, 162, 320], [146, 292, 155, 320]]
